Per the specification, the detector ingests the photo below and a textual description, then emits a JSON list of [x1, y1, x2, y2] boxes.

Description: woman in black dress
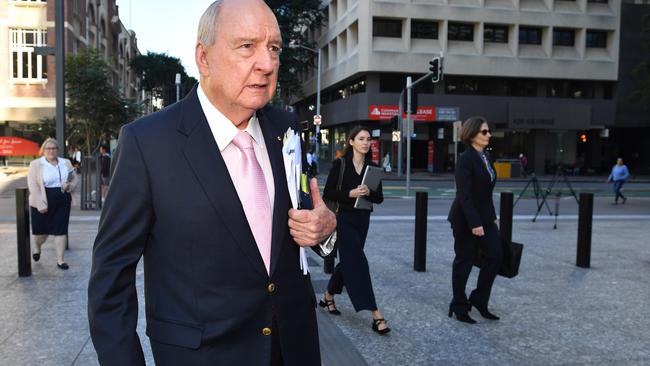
[[320, 126, 390, 335], [447, 117, 502, 323], [27, 138, 77, 270]]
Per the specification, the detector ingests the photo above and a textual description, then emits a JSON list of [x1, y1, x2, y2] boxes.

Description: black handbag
[[474, 238, 523, 279], [323, 158, 345, 214]]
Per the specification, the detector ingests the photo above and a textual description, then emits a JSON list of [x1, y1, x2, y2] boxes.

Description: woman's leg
[[338, 213, 378, 312], [470, 224, 502, 308], [326, 262, 344, 296], [54, 235, 67, 265], [450, 227, 476, 313], [33, 234, 48, 254]]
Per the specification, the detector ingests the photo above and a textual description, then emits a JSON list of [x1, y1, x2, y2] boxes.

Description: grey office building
[[293, 0, 650, 175]]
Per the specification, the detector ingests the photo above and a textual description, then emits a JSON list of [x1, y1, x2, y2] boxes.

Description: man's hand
[[39, 208, 48, 214], [288, 178, 337, 247]]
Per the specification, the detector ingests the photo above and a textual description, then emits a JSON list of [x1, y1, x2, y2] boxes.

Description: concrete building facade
[[295, 0, 649, 175], [0, 0, 141, 141]]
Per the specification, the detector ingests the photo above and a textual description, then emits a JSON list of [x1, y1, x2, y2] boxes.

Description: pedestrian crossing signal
[[579, 133, 587, 143]]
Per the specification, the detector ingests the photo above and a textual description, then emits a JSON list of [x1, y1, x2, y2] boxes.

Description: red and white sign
[[368, 105, 436, 121], [0, 137, 40, 156], [370, 140, 380, 164], [313, 114, 322, 125]]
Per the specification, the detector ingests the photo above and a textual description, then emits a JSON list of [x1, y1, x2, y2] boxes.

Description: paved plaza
[[0, 171, 649, 365]]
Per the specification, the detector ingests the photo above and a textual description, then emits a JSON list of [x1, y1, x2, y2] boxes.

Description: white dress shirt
[[197, 84, 275, 212], [41, 157, 71, 188]]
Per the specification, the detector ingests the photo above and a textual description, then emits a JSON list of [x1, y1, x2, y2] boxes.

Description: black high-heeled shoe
[[469, 302, 500, 320], [318, 298, 341, 315], [448, 304, 476, 324], [372, 318, 391, 335]]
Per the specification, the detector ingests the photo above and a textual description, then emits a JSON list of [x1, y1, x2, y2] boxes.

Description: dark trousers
[[327, 210, 378, 312], [613, 180, 626, 202], [451, 223, 502, 312]]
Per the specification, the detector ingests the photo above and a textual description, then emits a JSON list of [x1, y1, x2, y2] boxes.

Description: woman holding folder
[[321, 126, 390, 335]]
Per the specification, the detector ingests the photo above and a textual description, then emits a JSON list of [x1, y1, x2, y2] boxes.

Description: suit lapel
[[257, 109, 291, 276], [177, 87, 268, 278]]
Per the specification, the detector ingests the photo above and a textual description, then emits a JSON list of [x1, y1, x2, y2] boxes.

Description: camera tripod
[[532, 166, 579, 225], [514, 172, 552, 216]]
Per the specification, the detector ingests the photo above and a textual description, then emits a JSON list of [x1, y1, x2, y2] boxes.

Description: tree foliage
[[130, 52, 197, 108], [66, 48, 140, 154], [266, 0, 326, 106]]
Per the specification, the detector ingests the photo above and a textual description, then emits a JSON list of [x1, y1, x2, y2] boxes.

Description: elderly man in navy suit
[[87, 1, 336, 365]]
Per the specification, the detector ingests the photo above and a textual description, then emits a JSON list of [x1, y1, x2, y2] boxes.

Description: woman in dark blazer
[[321, 126, 390, 335], [447, 116, 502, 324]]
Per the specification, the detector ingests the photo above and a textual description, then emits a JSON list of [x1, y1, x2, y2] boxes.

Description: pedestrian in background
[[27, 138, 77, 270], [607, 157, 630, 204], [99, 145, 111, 200], [519, 152, 528, 178], [447, 116, 502, 324], [321, 126, 390, 335]]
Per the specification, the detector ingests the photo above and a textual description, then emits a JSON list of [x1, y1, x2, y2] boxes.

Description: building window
[[380, 74, 406, 93], [484, 25, 509, 43], [586, 30, 607, 48], [9, 29, 48, 81], [411, 20, 438, 40], [519, 27, 542, 45], [553, 28, 575, 46], [373, 18, 402, 38], [448, 23, 474, 42], [547, 80, 595, 99], [587, 0, 608, 3]]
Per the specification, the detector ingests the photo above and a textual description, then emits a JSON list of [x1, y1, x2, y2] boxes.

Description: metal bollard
[[16, 188, 31, 277], [414, 191, 428, 272], [499, 192, 513, 244], [576, 193, 593, 268], [324, 256, 334, 274]]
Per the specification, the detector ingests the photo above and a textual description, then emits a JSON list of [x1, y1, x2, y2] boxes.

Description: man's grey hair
[[197, 1, 224, 46]]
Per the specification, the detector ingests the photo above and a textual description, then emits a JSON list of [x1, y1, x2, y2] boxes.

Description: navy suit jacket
[[447, 145, 497, 232], [88, 86, 320, 366]]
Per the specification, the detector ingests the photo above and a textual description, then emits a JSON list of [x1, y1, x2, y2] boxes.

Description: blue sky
[[116, 0, 215, 79]]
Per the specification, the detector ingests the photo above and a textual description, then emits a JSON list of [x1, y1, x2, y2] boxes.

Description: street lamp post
[[175, 73, 181, 102], [289, 44, 321, 165]]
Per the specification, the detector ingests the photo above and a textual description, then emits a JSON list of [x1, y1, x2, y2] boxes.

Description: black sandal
[[372, 318, 391, 335], [318, 298, 341, 315]]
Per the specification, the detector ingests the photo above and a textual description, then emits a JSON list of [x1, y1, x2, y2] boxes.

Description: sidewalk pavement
[[0, 181, 649, 364]]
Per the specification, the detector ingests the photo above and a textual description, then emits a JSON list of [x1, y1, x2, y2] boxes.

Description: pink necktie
[[231, 131, 272, 273]]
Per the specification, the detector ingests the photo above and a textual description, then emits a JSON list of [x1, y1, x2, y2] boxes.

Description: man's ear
[[196, 43, 209, 77]]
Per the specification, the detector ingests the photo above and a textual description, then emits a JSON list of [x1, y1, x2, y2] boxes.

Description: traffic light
[[390, 115, 399, 131], [429, 57, 442, 83], [579, 133, 587, 143]]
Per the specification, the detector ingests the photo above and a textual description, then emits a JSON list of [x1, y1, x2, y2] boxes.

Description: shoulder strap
[[336, 158, 345, 191]]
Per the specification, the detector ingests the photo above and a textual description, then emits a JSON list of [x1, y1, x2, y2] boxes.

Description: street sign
[[436, 107, 459, 121], [313, 114, 322, 125]]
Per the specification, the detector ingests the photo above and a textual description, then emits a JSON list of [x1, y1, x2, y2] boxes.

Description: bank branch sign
[[368, 105, 436, 121]]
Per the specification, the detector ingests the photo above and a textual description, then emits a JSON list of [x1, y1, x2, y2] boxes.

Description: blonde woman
[[27, 138, 77, 270]]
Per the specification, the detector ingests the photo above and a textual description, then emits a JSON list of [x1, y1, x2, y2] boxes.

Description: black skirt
[[31, 187, 72, 235]]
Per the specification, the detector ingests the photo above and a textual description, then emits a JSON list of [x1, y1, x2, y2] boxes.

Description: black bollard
[[324, 256, 334, 274], [499, 192, 513, 245], [16, 188, 31, 277], [414, 191, 428, 272], [576, 193, 593, 268]]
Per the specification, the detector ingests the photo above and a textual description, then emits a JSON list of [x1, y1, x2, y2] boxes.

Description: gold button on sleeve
[[262, 327, 272, 336]]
